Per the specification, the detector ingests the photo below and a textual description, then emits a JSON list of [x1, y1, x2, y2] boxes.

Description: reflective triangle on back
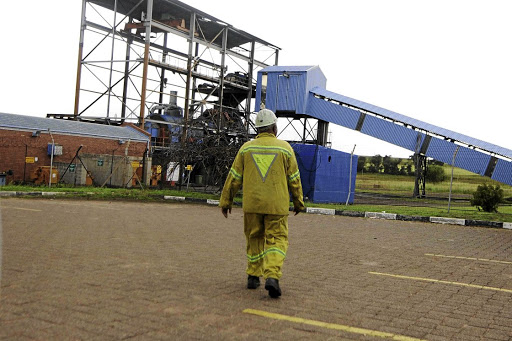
[[251, 153, 277, 182]]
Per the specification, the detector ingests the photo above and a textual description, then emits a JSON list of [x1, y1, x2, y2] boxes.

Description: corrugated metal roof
[[311, 87, 512, 160], [0, 112, 149, 142], [261, 65, 317, 73], [89, 0, 279, 50]]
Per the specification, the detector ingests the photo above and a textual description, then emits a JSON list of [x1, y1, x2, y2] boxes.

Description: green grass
[[356, 168, 512, 198], [305, 202, 512, 222], [0, 184, 221, 201], [2, 168, 512, 224]]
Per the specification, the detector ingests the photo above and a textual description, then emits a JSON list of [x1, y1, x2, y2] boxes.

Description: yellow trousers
[[244, 213, 288, 280]]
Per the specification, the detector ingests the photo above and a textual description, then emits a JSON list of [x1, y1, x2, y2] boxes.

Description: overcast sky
[[0, 0, 510, 158]]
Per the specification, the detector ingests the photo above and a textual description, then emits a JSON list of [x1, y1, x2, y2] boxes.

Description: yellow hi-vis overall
[[220, 132, 305, 280]]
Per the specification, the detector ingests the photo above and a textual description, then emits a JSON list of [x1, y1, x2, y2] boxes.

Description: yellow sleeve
[[219, 151, 244, 209], [287, 150, 305, 211]]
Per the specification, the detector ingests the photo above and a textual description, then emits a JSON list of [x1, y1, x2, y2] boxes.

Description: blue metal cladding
[[306, 94, 360, 130], [292, 144, 357, 204], [425, 138, 492, 176], [491, 160, 512, 186], [305, 68, 327, 101], [425, 138, 459, 165], [453, 146, 491, 176], [276, 74, 302, 111], [256, 65, 512, 187], [313, 147, 357, 204], [360, 115, 425, 151], [291, 144, 317, 198], [256, 66, 326, 115], [260, 65, 316, 72], [264, 72, 280, 113], [310, 87, 512, 160]]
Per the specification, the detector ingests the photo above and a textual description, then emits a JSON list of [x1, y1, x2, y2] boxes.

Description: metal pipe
[[48, 129, 55, 188]]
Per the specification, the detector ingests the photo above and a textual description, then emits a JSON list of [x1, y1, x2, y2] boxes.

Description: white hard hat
[[255, 109, 277, 128]]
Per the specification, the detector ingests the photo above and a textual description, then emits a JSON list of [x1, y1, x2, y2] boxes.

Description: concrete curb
[[365, 212, 397, 220], [160, 195, 510, 230], [306, 207, 335, 215], [0, 191, 65, 197], [430, 217, 466, 226], [1, 191, 510, 230]]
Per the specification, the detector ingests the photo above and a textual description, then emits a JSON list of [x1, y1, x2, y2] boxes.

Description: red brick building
[[0, 112, 151, 187]]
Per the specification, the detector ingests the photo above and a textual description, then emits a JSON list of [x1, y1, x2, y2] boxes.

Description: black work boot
[[247, 275, 260, 289], [265, 278, 281, 298]]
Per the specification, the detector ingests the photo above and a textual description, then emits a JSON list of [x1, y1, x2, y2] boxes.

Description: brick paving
[[1, 198, 511, 340]]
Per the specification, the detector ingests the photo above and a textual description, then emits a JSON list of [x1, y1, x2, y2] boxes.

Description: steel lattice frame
[[68, 0, 280, 188], [71, 0, 279, 126]]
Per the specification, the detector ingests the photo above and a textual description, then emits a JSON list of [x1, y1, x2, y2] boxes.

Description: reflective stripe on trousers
[[244, 213, 288, 280]]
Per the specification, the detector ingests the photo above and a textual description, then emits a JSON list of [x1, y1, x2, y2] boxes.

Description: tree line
[[358, 155, 446, 182]]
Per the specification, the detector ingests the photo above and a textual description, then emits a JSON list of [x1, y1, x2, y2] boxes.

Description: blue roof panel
[[310, 87, 512, 159], [260, 65, 317, 73]]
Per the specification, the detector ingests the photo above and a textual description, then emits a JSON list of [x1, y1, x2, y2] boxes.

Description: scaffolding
[[66, 0, 280, 132], [60, 0, 281, 188]]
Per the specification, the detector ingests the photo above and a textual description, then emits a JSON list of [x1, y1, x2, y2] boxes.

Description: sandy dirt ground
[[1, 198, 512, 340]]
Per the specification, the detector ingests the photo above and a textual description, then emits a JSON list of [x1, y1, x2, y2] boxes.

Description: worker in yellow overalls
[[220, 109, 305, 298]]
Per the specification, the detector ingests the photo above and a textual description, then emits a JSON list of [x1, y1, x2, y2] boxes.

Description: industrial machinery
[[145, 99, 249, 189], [31, 166, 59, 185]]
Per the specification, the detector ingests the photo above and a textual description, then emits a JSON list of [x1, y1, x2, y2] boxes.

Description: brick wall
[[0, 129, 148, 185]]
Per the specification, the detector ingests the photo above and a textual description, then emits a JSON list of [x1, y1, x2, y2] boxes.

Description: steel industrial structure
[[255, 66, 512, 194], [66, 0, 280, 133], [49, 1, 511, 195]]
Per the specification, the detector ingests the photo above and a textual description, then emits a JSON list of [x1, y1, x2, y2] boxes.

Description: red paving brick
[[1, 198, 512, 340]]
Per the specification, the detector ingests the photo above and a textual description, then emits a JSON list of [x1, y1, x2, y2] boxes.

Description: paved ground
[[1, 198, 512, 340]]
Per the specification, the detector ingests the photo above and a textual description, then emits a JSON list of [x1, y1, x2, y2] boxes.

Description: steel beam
[[106, 0, 118, 118], [246, 40, 255, 129], [121, 17, 133, 120], [139, 0, 153, 127], [86, 20, 221, 70], [183, 12, 196, 142], [150, 20, 270, 68], [74, 0, 87, 118], [218, 27, 228, 131], [158, 32, 168, 113]]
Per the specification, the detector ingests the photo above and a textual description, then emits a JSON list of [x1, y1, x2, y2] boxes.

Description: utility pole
[[48, 129, 55, 188]]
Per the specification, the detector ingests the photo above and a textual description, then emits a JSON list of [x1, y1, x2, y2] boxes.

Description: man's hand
[[293, 207, 301, 216], [221, 207, 231, 218]]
